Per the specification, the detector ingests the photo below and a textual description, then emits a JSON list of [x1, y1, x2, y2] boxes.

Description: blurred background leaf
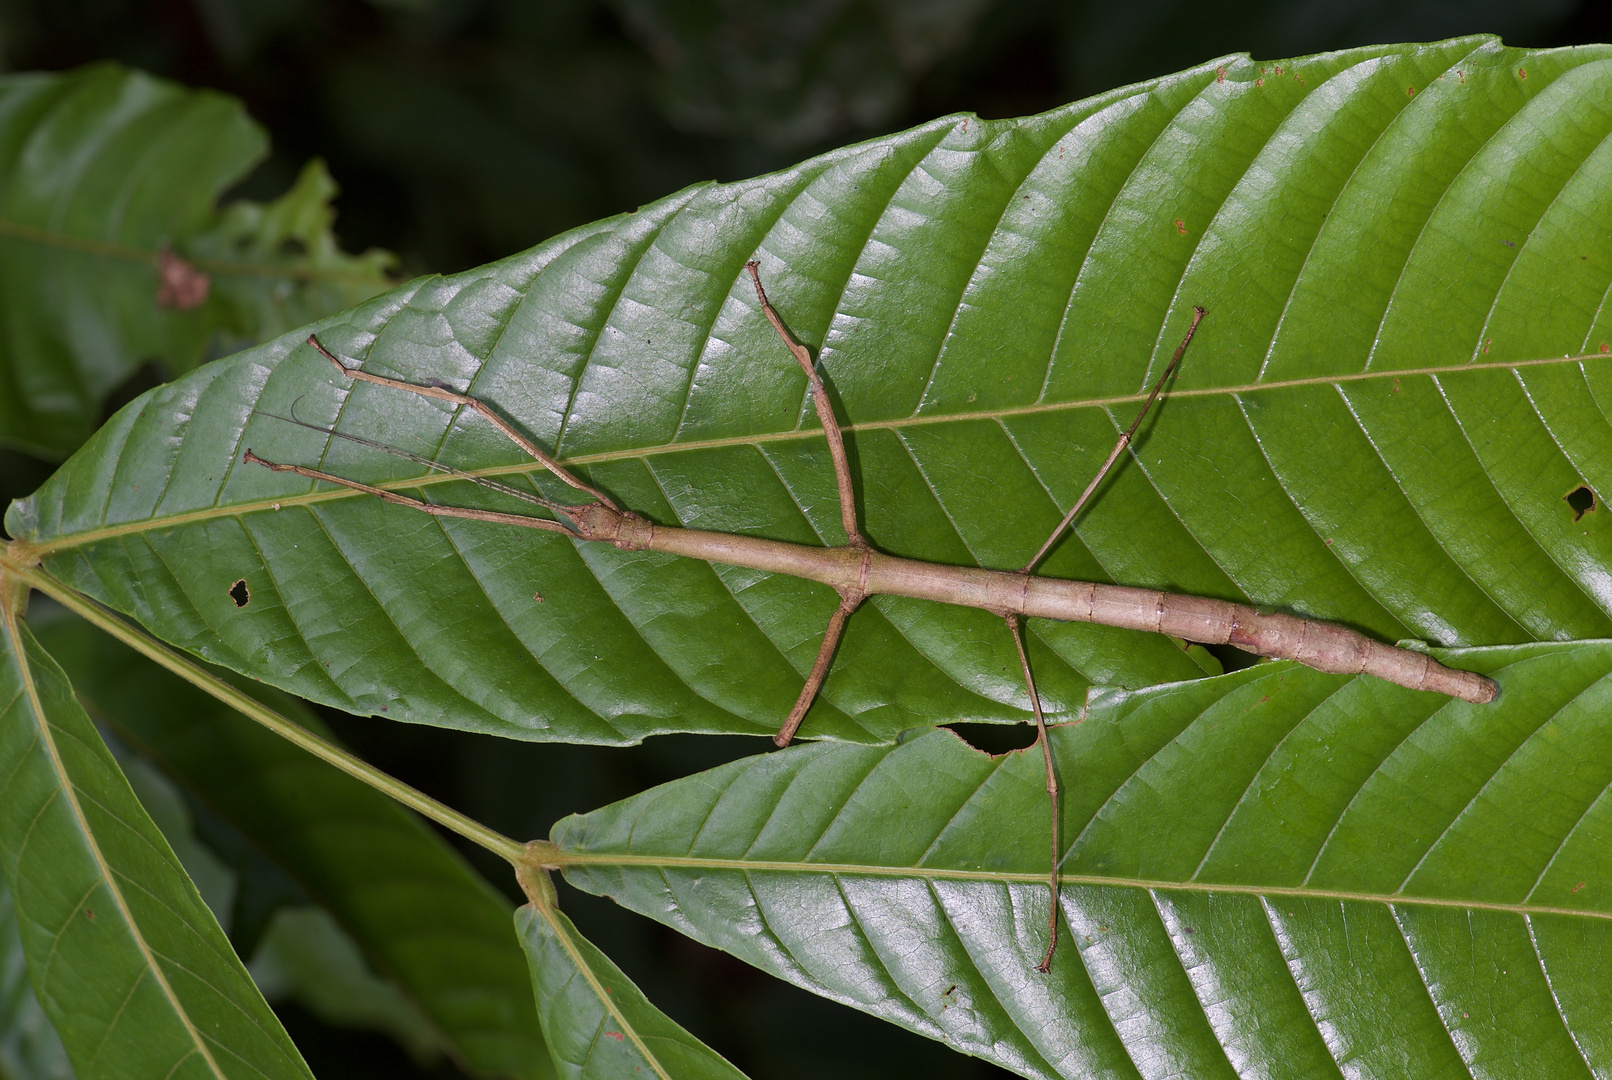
[[0, 62, 392, 459]]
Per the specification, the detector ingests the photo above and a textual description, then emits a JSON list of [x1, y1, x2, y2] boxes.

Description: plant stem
[[2, 558, 528, 866]]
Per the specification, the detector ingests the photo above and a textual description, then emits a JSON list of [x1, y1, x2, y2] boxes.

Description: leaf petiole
[[0, 555, 528, 866]]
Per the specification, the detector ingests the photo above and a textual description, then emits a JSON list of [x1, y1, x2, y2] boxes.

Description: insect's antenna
[[253, 405, 576, 516], [1023, 306, 1207, 574]]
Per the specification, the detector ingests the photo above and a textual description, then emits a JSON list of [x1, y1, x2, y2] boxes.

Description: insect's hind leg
[[1003, 613, 1061, 973]]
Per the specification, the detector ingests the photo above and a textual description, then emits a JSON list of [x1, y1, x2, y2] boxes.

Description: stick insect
[[245, 262, 1498, 972]]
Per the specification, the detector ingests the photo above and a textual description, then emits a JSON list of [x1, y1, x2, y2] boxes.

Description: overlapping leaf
[[0, 62, 393, 458], [544, 644, 1612, 1077], [516, 872, 749, 1080], [9, 35, 1611, 745], [0, 602, 312, 1080], [28, 604, 553, 1080]]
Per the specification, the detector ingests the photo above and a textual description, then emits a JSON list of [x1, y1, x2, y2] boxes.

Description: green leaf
[[545, 645, 1612, 1077], [515, 871, 749, 1080], [0, 602, 313, 1079], [248, 906, 446, 1065], [11, 35, 1612, 746], [1, 869, 73, 1080], [0, 62, 393, 458], [28, 603, 554, 1080]]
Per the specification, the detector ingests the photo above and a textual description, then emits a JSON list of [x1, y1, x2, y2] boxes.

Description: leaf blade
[[28, 603, 554, 1080], [516, 875, 748, 1080], [0, 600, 313, 1080], [543, 645, 1612, 1077], [9, 37, 1612, 745]]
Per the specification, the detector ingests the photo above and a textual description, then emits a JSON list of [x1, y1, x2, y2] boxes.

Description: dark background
[[7, 1, 1611, 1077]]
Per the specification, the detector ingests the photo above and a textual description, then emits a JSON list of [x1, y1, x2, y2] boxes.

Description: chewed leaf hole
[[1565, 485, 1596, 522], [946, 723, 1039, 755], [229, 579, 250, 607]]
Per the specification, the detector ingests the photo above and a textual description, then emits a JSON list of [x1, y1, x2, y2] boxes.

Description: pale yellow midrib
[[22, 350, 1609, 557], [534, 903, 674, 1080], [552, 849, 1608, 921]]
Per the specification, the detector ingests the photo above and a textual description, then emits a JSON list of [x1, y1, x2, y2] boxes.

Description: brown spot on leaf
[[1215, 66, 1225, 83], [1518, 67, 1527, 79], [1175, 219, 1187, 236], [1255, 77, 1264, 87], [1601, 343, 1610, 353], [84, 909, 94, 920], [604, 1032, 624, 1042], [156, 248, 210, 311], [1483, 339, 1492, 354], [1406, 85, 1416, 97]]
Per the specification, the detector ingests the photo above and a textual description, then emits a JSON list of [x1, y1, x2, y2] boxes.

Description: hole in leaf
[[1565, 485, 1596, 522], [947, 723, 1039, 755], [1202, 641, 1262, 673], [229, 579, 250, 607]]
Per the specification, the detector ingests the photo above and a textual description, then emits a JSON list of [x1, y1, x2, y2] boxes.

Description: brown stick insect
[[245, 262, 1498, 972]]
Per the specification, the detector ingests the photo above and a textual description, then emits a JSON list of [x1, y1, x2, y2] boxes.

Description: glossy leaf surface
[[0, 605, 312, 1080], [10, 36, 1612, 747], [549, 644, 1612, 1078], [516, 883, 749, 1080], [0, 62, 393, 457], [28, 605, 553, 1080]]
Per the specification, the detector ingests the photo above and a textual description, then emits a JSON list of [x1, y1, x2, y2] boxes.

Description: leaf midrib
[[0, 217, 383, 285], [551, 849, 1612, 922], [526, 898, 675, 1080], [23, 350, 1611, 557]]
